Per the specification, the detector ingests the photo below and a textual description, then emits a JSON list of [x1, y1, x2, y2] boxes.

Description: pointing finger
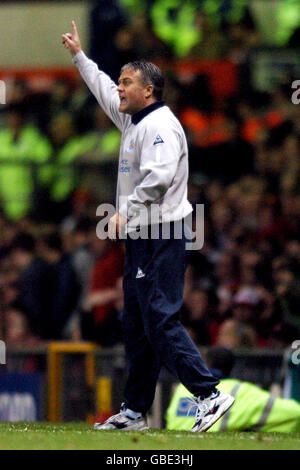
[[72, 20, 78, 36]]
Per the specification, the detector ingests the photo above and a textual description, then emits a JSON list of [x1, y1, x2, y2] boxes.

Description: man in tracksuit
[[62, 21, 234, 432]]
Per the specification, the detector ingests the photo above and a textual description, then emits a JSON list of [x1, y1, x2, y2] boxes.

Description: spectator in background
[[47, 112, 80, 218], [48, 79, 73, 121], [38, 232, 80, 339], [71, 217, 94, 293], [187, 12, 228, 60], [47, 111, 111, 222], [181, 287, 217, 346], [179, 75, 236, 181], [5, 307, 40, 348], [3, 305, 43, 373], [273, 261, 300, 340], [0, 220, 18, 262], [214, 251, 239, 313], [114, 13, 172, 64], [150, 0, 201, 58], [215, 288, 258, 349], [70, 217, 95, 339], [60, 189, 94, 234], [26, 79, 72, 135], [8, 79, 30, 109], [0, 104, 52, 220], [79, 107, 121, 165], [11, 232, 49, 339], [82, 235, 125, 346]]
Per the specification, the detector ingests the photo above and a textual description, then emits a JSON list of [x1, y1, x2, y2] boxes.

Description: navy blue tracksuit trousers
[[122, 221, 219, 414]]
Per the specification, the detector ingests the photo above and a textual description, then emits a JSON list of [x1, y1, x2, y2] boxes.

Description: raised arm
[[62, 21, 129, 131]]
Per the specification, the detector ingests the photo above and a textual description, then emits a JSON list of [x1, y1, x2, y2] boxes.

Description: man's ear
[[145, 84, 154, 99]]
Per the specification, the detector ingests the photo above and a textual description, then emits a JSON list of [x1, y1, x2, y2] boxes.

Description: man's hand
[[62, 21, 82, 58], [108, 213, 128, 241]]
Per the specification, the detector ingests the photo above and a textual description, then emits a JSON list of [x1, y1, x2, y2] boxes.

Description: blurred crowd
[[0, 3, 300, 350], [0, 216, 125, 347]]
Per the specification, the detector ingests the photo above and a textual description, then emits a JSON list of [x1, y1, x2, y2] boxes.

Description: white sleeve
[[119, 124, 181, 219], [72, 51, 128, 131]]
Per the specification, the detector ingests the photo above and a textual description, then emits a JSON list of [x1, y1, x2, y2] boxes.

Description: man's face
[[117, 68, 153, 115]]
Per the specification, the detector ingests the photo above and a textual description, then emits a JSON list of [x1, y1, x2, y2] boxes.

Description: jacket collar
[[131, 100, 165, 125]]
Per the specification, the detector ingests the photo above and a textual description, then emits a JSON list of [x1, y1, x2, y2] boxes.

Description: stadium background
[[0, 0, 300, 426]]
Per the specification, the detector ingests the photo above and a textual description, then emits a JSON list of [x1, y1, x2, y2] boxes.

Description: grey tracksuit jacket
[[73, 51, 192, 229]]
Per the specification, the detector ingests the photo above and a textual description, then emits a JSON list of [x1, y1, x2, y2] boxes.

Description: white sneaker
[[94, 403, 149, 431], [190, 390, 235, 432]]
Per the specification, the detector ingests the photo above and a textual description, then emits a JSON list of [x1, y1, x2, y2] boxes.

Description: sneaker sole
[[192, 396, 235, 432], [94, 425, 149, 431]]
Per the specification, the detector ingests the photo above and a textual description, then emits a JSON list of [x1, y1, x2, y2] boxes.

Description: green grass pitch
[[0, 423, 299, 450]]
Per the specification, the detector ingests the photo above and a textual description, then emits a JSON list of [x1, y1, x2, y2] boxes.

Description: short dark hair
[[74, 216, 93, 234], [13, 232, 36, 253], [121, 60, 165, 101], [42, 232, 62, 252]]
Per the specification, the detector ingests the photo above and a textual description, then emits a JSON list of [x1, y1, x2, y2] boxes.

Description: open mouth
[[120, 97, 126, 104]]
